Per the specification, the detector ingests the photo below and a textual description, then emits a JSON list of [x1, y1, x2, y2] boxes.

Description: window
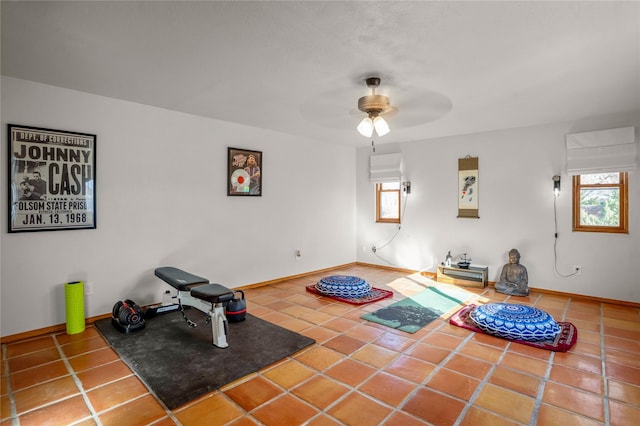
[[376, 182, 400, 223], [572, 172, 628, 233]]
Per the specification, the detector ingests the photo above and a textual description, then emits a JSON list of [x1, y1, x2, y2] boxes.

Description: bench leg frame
[[177, 290, 229, 348]]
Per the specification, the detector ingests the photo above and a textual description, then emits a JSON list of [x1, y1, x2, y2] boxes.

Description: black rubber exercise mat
[[95, 311, 315, 409]]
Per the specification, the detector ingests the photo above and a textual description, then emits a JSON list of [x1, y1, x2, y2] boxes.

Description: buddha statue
[[494, 249, 529, 296]]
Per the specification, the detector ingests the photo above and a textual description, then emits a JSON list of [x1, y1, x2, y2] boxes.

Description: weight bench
[[154, 266, 234, 348]]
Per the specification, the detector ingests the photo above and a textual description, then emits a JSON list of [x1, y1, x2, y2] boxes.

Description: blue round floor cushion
[[315, 275, 371, 298], [469, 303, 561, 342]]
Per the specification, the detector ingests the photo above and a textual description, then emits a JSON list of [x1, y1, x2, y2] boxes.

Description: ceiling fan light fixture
[[357, 116, 374, 137], [373, 116, 390, 136], [357, 76, 392, 137]]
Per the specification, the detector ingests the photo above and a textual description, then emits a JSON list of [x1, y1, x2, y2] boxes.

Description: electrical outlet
[[573, 265, 582, 276], [85, 281, 94, 295]]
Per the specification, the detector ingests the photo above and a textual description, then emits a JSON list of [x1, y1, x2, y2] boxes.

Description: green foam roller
[[65, 281, 85, 334]]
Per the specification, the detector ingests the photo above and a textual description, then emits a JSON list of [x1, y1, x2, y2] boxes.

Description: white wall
[[1, 77, 356, 337], [357, 114, 640, 303]]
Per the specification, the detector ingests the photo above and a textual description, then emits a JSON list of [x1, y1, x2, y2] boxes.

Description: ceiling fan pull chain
[[371, 139, 375, 152]]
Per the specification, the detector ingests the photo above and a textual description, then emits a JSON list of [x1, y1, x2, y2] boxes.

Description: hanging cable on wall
[[552, 175, 578, 278]]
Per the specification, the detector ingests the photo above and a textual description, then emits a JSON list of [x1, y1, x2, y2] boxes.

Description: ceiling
[[2, 1, 639, 147]]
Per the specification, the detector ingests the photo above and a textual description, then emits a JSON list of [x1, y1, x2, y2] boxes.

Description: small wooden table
[[436, 264, 488, 288]]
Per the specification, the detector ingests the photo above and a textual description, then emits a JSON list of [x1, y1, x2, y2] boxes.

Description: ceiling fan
[[356, 77, 394, 137]]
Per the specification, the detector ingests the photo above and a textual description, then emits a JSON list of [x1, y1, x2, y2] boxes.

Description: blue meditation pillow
[[315, 275, 371, 298], [469, 303, 561, 342]]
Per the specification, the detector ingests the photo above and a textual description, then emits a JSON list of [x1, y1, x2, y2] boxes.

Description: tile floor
[[2, 265, 640, 425]]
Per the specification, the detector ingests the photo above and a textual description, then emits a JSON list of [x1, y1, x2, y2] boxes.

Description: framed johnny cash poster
[[7, 124, 96, 232], [227, 147, 261, 196]]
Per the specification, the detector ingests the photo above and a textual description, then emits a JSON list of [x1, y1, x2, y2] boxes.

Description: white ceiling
[[2, 1, 639, 147]]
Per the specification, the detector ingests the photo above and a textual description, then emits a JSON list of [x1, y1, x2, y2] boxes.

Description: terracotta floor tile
[[604, 324, 640, 341], [175, 393, 243, 425], [322, 317, 360, 333], [294, 346, 344, 371], [14, 376, 79, 415], [469, 331, 510, 349], [536, 403, 603, 426], [602, 304, 639, 320], [252, 394, 318, 426], [458, 340, 504, 364], [317, 302, 355, 316], [280, 304, 316, 318], [403, 387, 466, 425], [280, 317, 313, 333], [549, 364, 603, 394], [459, 406, 521, 426], [323, 334, 367, 355], [76, 360, 133, 391], [604, 316, 640, 332], [606, 362, 640, 387], [300, 310, 335, 325], [328, 391, 392, 426], [305, 413, 343, 426], [262, 359, 316, 389], [507, 341, 552, 361], [445, 353, 493, 379], [405, 341, 451, 364], [577, 330, 602, 347], [351, 343, 399, 368], [67, 347, 120, 373], [224, 376, 282, 411], [7, 348, 61, 373], [570, 340, 603, 358], [343, 323, 386, 341], [608, 379, 640, 407], [6, 336, 55, 358], [421, 332, 462, 350], [609, 398, 640, 426], [63, 328, 104, 344], [384, 410, 433, 426], [607, 347, 640, 369], [499, 352, 549, 377], [488, 366, 541, 397], [10, 360, 69, 391], [299, 325, 339, 344], [473, 383, 535, 424], [325, 358, 377, 387], [359, 372, 415, 406], [427, 367, 481, 401], [554, 352, 603, 375], [17, 395, 91, 426], [87, 376, 149, 413], [98, 394, 166, 426], [60, 336, 108, 358], [373, 332, 415, 352], [383, 355, 435, 383], [542, 381, 604, 421], [291, 375, 350, 409], [604, 335, 640, 353]]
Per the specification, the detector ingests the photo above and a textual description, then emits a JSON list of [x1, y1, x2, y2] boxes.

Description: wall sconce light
[[553, 175, 561, 197]]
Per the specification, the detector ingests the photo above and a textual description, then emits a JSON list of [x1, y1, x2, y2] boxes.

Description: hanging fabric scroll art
[[458, 156, 479, 218]]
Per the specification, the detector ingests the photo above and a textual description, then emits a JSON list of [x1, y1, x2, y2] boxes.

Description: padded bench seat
[[154, 266, 209, 291], [191, 284, 234, 304]]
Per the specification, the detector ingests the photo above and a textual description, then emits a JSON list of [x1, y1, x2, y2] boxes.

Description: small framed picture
[[7, 124, 97, 232], [227, 147, 262, 196]]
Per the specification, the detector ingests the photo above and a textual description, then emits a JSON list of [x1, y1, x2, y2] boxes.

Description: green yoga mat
[[65, 281, 85, 334], [362, 285, 467, 333]]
